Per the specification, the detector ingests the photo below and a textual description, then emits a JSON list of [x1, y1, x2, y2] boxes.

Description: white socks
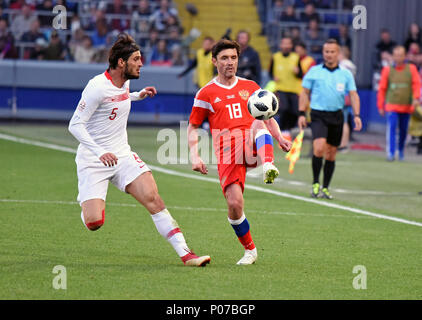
[[151, 208, 190, 257]]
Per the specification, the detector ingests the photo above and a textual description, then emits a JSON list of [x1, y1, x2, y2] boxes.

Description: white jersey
[[69, 70, 144, 160]]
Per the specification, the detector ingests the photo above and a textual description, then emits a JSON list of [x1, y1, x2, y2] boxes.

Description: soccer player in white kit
[[68, 34, 210, 267]]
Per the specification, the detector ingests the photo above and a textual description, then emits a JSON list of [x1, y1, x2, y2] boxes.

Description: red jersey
[[189, 76, 260, 132], [189, 77, 260, 165]]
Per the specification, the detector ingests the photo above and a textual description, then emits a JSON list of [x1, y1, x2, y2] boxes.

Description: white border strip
[[1, 132, 421, 228]]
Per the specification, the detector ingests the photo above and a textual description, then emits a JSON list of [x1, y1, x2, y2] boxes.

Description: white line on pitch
[[1, 133, 421, 228], [0, 198, 376, 219]]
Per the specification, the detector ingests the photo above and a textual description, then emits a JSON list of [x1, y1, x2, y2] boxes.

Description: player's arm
[[187, 123, 208, 174], [298, 87, 311, 130], [346, 70, 362, 132], [263, 118, 291, 152], [130, 86, 157, 101], [349, 90, 362, 131], [68, 81, 117, 167]]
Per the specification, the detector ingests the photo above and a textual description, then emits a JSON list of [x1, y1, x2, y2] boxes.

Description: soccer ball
[[247, 89, 279, 120]]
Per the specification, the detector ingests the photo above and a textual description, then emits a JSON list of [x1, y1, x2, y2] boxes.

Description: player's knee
[[227, 196, 243, 214]]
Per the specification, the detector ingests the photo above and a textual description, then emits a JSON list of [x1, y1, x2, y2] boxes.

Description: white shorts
[[76, 151, 151, 205]]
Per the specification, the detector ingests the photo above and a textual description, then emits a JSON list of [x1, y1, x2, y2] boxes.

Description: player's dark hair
[[108, 33, 140, 69], [295, 41, 306, 49], [211, 39, 240, 59]]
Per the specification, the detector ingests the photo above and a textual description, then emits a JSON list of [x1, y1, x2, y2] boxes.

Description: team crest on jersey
[[238, 90, 250, 100]]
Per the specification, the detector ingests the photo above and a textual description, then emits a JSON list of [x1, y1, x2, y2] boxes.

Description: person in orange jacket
[[377, 45, 421, 161]]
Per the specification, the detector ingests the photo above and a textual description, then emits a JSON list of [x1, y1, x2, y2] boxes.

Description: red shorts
[[215, 131, 257, 195]]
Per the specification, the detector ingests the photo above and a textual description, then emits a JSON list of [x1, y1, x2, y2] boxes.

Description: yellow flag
[[285, 131, 304, 174]]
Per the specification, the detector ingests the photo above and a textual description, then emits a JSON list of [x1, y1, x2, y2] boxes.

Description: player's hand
[[353, 116, 362, 132], [100, 153, 118, 167], [298, 115, 307, 130], [378, 108, 385, 117], [191, 156, 208, 175], [279, 136, 292, 152], [140, 86, 157, 99]]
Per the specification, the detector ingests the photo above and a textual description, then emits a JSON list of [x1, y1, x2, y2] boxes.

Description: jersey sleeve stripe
[[193, 98, 215, 113]]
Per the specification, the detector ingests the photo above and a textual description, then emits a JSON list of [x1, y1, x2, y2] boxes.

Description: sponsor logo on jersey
[[214, 97, 222, 103], [226, 95, 235, 99], [238, 90, 250, 100]]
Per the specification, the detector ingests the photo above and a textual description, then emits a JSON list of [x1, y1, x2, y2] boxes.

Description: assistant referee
[[298, 39, 362, 199]]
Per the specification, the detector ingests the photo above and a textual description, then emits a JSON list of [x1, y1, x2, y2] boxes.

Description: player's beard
[[124, 64, 139, 80]]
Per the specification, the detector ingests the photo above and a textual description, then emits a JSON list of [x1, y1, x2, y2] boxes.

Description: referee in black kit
[[298, 39, 362, 199]]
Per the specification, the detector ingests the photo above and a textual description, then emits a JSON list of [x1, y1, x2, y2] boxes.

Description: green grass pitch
[[0, 124, 421, 299]]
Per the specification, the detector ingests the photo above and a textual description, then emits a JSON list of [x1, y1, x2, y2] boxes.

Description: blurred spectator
[[289, 26, 302, 46], [406, 42, 422, 70], [270, 0, 286, 22], [295, 41, 316, 75], [314, 0, 332, 9], [281, 5, 298, 23], [10, 0, 32, 10], [170, 43, 184, 66], [21, 18, 47, 58], [377, 45, 421, 161], [91, 18, 109, 49], [68, 27, 85, 58], [294, 0, 315, 8], [269, 36, 302, 141], [10, 3, 37, 41], [131, 0, 152, 35], [36, 0, 54, 27], [0, 6, 6, 20], [150, 0, 179, 33], [304, 19, 325, 55], [404, 23, 422, 52], [148, 38, 172, 66], [106, 0, 130, 32], [42, 30, 66, 60], [29, 37, 47, 60], [0, 17, 18, 59], [236, 30, 262, 85], [300, 3, 320, 23], [21, 18, 46, 43], [338, 45, 357, 151], [166, 26, 181, 52], [70, 14, 82, 33], [374, 29, 396, 71], [73, 35, 96, 63], [165, 14, 182, 35], [336, 24, 351, 50], [141, 27, 159, 52], [178, 36, 215, 88]]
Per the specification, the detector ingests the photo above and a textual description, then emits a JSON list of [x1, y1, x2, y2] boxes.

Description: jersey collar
[[213, 76, 238, 90], [322, 64, 340, 72]]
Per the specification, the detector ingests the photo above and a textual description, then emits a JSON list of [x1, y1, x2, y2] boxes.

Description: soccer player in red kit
[[188, 39, 292, 265]]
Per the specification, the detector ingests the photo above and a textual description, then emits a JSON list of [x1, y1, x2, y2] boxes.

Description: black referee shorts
[[310, 109, 344, 147]]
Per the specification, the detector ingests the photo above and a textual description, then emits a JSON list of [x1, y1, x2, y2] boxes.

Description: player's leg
[[81, 199, 105, 231], [320, 111, 343, 200], [125, 171, 210, 267], [250, 119, 279, 184], [397, 113, 411, 161], [310, 111, 329, 198], [224, 183, 257, 265], [386, 112, 398, 161]]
